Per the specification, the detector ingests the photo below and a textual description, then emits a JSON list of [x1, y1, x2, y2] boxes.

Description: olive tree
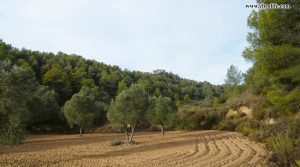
[[107, 84, 147, 143], [62, 86, 106, 136], [147, 96, 176, 135], [0, 62, 35, 146]]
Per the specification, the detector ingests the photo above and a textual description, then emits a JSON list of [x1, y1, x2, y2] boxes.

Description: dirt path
[[0, 130, 268, 167]]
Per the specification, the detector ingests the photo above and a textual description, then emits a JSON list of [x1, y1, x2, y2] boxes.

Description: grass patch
[[110, 139, 124, 146]]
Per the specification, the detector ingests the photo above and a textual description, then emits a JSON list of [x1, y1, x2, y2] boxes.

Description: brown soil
[[0, 130, 268, 167]]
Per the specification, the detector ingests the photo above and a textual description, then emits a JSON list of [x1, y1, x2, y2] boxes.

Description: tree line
[[0, 41, 229, 146]]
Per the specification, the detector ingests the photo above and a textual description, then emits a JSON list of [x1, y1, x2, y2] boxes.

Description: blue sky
[[0, 0, 255, 84]]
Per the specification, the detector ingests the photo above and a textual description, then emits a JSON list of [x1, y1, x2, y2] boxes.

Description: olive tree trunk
[[123, 124, 129, 143], [160, 124, 165, 135], [128, 124, 136, 143], [79, 125, 83, 136]]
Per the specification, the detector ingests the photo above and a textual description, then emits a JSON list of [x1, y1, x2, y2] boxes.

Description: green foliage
[[80, 78, 96, 88], [177, 100, 226, 130], [108, 84, 147, 126], [137, 79, 152, 93], [243, 68, 270, 95], [224, 65, 242, 86], [147, 96, 176, 133], [62, 86, 107, 134], [244, 0, 300, 113], [183, 95, 191, 104], [26, 85, 61, 130], [154, 88, 162, 97], [267, 87, 300, 112], [0, 62, 35, 146], [117, 80, 128, 94], [42, 66, 72, 105], [107, 84, 147, 143], [0, 39, 230, 135], [176, 111, 197, 130]]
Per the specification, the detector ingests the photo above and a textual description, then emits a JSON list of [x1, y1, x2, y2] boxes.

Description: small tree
[[147, 96, 176, 135], [224, 65, 242, 86], [62, 86, 106, 136], [224, 65, 243, 97], [107, 84, 147, 143]]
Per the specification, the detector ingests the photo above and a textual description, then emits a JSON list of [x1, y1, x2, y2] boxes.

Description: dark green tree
[[26, 85, 61, 130], [42, 66, 72, 105], [62, 86, 107, 136]]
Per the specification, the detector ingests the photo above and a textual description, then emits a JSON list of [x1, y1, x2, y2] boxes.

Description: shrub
[[258, 114, 300, 166], [110, 139, 124, 146], [252, 108, 265, 120], [252, 105, 275, 120], [266, 132, 295, 166], [262, 113, 300, 139], [176, 110, 197, 130], [202, 110, 224, 129], [217, 118, 242, 131], [236, 119, 261, 139], [177, 116, 197, 130], [225, 90, 264, 109]]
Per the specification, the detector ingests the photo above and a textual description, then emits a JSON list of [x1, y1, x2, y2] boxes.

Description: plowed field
[[0, 130, 268, 167]]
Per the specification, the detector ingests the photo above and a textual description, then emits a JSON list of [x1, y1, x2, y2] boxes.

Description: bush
[[202, 110, 224, 129], [217, 118, 242, 131], [257, 114, 300, 166], [110, 139, 124, 146], [176, 110, 197, 130], [176, 108, 225, 130], [236, 119, 262, 140], [266, 132, 294, 166], [176, 116, 197, 130], [225, 90, 264, 109], [262, 113, 300, 139]]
